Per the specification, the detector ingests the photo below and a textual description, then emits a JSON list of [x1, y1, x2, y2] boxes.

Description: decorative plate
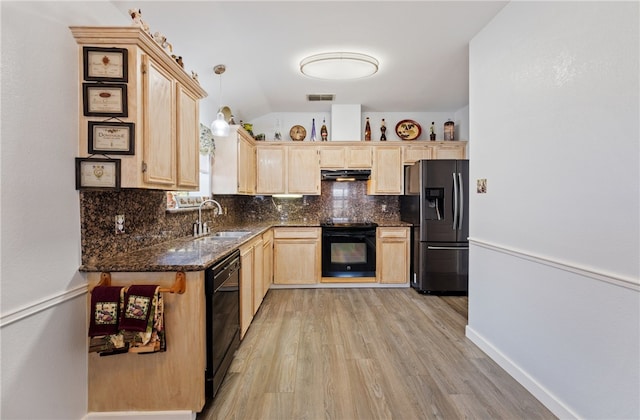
[[395, 119, 422, 141], [290, 125, 307, 141]]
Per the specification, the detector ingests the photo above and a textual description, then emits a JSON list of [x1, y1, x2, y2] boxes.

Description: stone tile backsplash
[[80, 181, 399, 265]]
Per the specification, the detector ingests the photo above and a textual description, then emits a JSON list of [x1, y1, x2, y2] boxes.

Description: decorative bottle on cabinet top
[[364, 117, 371, 141], [429, 122, 436, 141], [310, 118, 317, 141], [380, 119, 387, 141], [444, 120, 454, 141], [320, 118, 328, 141]]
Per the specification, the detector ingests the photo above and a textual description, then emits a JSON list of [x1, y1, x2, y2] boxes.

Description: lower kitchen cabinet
[[377, 227, 410, 284], [273, 227, 321, 285], [262, 228, 274, 296], [239, 235, 263, 338], [86, 271, 206, 412]]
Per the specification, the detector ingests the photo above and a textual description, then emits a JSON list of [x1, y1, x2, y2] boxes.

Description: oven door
[[322, 228, 376, 277]]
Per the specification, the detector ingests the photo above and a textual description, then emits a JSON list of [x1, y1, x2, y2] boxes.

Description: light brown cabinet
[[86, 271, 206, 412], [262, 229, 274, 299], [237, 130, 257, 194], [71, 26, 207, 191], [368, 145, 404, 195], [239, 235, 263, 338], [256, 145, 320, 195], [256, 146, 286, 194], [431, 142, 467, 159], [211, 126, 256, 195], [273, 227, 321, 285], [377, 227, 410, 284], [320, 145, 372, 169]]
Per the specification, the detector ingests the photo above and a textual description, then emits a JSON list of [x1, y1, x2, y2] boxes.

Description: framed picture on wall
[[88, 121, 135, 155], [82, 83, 128, 117], [83, 46, 128, 82], [75, 157, 121, 190]]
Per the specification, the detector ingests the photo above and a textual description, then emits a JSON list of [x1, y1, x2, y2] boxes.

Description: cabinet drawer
[[377, 227, 409, 239], [273, 227, 320, 239]]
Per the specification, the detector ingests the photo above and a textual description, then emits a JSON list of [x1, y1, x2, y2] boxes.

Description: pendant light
[[211, 64, 230, 137]]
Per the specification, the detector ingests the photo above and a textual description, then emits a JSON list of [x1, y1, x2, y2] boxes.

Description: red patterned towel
[[88, 286, 123, 337], [119, 285, 159, 332]]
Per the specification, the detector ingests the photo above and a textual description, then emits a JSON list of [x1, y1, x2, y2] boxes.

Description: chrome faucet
[[195, 199, 223, 236]]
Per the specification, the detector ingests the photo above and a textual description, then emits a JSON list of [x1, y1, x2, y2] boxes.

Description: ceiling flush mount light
[[300, 52, 379, 80], [211, 64, 230, 137]]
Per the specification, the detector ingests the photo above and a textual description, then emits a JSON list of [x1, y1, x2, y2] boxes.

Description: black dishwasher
[[205, 250, 240, 400]]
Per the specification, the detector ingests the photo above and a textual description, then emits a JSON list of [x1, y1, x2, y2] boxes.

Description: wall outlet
[[115, 214, 125, 234], [477, 179, 487, 194]]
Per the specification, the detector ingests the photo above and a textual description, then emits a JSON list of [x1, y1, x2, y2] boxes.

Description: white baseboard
[[465, 325, 578, 419], [85, 411, 194, 420]]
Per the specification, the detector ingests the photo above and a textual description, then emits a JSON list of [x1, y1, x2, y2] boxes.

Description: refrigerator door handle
[[452, 172, 458, 230], [458, 172, 464, 230], [427, 246, 470, 250]]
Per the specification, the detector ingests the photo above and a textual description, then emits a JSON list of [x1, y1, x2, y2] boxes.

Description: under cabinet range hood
[[321, 169, 371, 181]]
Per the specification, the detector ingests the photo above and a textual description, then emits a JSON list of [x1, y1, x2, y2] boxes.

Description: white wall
[[1, 2, 127, 418], [467, 2, 639, 419]]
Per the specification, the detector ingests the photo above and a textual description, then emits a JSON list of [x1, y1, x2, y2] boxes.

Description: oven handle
[[322, 233, 375, 239]]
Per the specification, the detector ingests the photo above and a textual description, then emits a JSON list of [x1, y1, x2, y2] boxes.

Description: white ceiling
[[110, 1, 508, 122]]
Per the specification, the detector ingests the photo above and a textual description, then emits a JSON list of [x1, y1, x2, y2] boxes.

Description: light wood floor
[[198, 288, 556, 420]]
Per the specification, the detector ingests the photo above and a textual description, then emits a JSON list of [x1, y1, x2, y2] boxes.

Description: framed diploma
[[88, 121, 135, 155], [83, 47, 128, 82], [83, 83, 128, 117], [75, 157, 121, 190]]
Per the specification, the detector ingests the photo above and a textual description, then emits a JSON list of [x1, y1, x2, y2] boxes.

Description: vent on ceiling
[[307, 94, 335, 102]]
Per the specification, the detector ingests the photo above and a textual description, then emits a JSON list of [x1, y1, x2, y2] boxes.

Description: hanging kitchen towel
[[88, 285, 124, 337], [128, 290, 166, 354], [119, 285, 159, 332]]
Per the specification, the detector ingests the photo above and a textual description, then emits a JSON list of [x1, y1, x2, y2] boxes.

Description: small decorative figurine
[[128, 8, 150, 34], [364, 117, 371, 141], [430, 122, 436, 141], [191, 71, 199, 82], [321, 118, 328, 141], [380, 119, 387, 141], [153, 32, 173, 53]]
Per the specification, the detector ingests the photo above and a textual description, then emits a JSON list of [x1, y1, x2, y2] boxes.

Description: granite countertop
[[79, 219, 411, 273]]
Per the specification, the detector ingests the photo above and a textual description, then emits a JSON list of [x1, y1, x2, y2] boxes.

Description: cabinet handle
[[142, 161, 147, 173]]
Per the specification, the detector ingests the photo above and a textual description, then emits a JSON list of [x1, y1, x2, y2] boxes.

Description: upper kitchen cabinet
[[210, 126, 256, 195], [71, 26, 207, 190], [367, 145, 404, 195], [256, 144, 320, 195], [403, 141, 467, 164], [319, 144, 372, 169]]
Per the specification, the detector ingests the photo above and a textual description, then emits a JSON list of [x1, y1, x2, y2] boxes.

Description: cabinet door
[[239, 243, 255, 338], [176, 85, 199, 189], [368, 146, 403, 195], [142, 55, 176, 187], [238, 135, 256, 194], [262, 229, 273, 299], [346, 146, 372, 168], [377, 227, 410, 284], [319, 146, 346, 168], [273, 228, 320, 285], [403, 145, 433, 164], [252, 237, 264, 315], [288, 146, 319, 194], [432, 143, 466, 159], [256, 146, 286, 194]]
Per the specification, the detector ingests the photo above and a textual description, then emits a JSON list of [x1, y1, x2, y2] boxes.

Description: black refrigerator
[[400, 159, 469, 294]]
